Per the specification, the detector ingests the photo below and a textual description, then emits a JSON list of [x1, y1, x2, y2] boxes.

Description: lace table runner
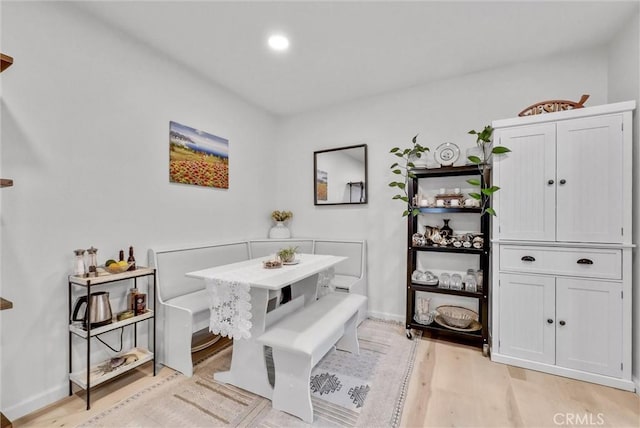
[[206, 257, 335, 339]]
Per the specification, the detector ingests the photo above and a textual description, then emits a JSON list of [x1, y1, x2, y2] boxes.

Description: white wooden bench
[[258, 292, 367, 423], [313, 239, 367, 323], [148, 241, 250, 377]]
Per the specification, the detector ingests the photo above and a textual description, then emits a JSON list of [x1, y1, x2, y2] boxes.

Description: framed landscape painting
[[316, 169, 328, 201], [169, 121, 229, 188]]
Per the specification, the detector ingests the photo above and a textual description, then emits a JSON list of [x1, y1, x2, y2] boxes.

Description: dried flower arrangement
[[271, 210, 293, 223]]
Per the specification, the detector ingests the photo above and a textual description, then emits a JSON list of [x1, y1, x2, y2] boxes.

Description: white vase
[[269, 221, 291, 239]]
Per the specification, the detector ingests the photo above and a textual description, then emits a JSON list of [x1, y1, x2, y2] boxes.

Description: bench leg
[[271, 349, 314, 423], [165, 306, 195, 377], [335, 312, 359, 355]]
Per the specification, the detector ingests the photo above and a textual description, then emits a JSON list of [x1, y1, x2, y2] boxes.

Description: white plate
[[283, 259, 300, 265], [434, 142, 460, 166]]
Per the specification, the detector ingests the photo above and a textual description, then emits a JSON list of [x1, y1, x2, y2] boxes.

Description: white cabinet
[[498, 273, 622, 378], [494, 114, 624, 244], [491, 101, 634, 391], [498, 273, 555, 364], [555, 278, 622, 378]]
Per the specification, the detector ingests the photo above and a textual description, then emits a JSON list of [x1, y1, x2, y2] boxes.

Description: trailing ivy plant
[[466, 125, 511, 216], [389, 135, 429, 217]]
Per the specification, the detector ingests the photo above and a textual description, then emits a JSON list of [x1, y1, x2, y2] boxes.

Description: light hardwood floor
[[13, 336, 640, 427]]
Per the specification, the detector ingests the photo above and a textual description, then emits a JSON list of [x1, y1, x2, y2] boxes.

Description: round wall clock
[[434, 142, 460, 166]]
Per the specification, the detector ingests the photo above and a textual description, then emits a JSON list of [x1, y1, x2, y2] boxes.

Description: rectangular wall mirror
[[314, 144, 368, 205]]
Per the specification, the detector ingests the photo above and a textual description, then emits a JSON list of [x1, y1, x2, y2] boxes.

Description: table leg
[[214, 287, 273, 399], [289, 273, 319, 306]]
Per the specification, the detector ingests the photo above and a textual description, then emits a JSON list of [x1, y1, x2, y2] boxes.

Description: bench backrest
[[313, 240, 365, 278], [150, 241, 250, 302], [249, 239, 314, 259]]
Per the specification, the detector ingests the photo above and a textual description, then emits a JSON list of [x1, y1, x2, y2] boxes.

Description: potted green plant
[[466, 125, 510, 216], [277, 246, 298, 263], [388, 135, 429, 217]]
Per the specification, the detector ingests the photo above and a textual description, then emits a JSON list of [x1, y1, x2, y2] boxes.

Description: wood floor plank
[[12, 334, 640, 427]]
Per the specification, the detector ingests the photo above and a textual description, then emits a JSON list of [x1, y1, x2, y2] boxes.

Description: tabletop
[[186, 253, 346, 290]]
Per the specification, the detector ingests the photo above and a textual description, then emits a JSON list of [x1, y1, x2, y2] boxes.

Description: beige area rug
[[80, 319, 420, 428]]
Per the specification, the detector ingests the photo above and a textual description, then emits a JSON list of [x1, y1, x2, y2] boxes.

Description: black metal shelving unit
[[405, 165, 491, 355], [68, 267, 157, 410]]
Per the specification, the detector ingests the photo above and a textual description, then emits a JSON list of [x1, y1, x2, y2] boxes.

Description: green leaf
[[481, 188, 496, 196], [390, 147, 400, 153], [402, 148, 411, 155], [467, 155, 482, 164], [415, 152, 422, 158], [407, 162, 415, 168], [400, 196, 409, 202], [390, 162, 399, 169], [412, 208, 420, 216], [395, 152, 403, 157], [492, 146, 511, 154], [392, 194, 401, 199], [468, 130, 477, 135], [469, 192, 482, 200], [397, 183, 406, 189], [466, 178, 481, 186], [485, 207, 497, 216], [402, 210, 410, 217], [412, 135, 418, 144], [392, 169, 402, 174], [389, 182, 398, 187], [408, 172, 417, 179]]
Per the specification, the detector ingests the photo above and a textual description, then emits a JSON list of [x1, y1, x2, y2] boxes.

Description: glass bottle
[[476, 270, 484, 292], [73, 249, 86, 276], [127, 246, 136, 271], [119, 249, 125, 262], [86, 246, 98, 276], [464, 269, 477, 292], [450, 273, 463, 290], [439, 272, 450, 289]]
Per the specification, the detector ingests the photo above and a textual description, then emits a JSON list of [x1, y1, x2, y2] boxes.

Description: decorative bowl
[[436, 305, 478, 329], [104, 262, 133, 274], [263, 259, 282, 269]]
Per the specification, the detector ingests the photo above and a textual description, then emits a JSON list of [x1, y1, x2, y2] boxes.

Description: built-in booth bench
[[148, 239, 367, 378]]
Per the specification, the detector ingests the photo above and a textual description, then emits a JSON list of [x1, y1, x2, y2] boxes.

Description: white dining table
[[186, 253, 346, 399]]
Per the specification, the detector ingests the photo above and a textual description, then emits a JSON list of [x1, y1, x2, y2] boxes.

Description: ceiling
[[73, 1, 639, 117]]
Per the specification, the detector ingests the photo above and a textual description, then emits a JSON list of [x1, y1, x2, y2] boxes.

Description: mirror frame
[[314, 144, 368, 206]]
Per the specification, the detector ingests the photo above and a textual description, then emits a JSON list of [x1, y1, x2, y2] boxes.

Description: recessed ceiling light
[[268, 34, 290, 51]]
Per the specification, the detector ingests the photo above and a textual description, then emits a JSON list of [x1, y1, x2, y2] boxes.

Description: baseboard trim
[[367, 310, 404, 323], [3, 383, 68, 421], [492, 352, 636, 392]]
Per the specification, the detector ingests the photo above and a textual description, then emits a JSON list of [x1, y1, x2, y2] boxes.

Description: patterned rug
[[80, 319, 419, 427]]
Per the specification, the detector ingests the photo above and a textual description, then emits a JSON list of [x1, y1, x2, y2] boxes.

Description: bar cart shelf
[[68, 267, 156, 410]]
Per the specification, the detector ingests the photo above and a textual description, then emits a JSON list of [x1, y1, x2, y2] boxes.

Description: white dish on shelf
[[434, 142, 460, 166]]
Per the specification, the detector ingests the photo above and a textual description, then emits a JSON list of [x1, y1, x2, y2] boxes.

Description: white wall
[[0, 2, 278, 418], [275, 49, 608, 321], [607, 11, 640, 392]]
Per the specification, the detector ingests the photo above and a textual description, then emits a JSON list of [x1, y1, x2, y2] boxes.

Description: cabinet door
[[498, 273, 555, 364], [493, 124, 556, 241], [556, 115, 623, 243], [555, 278, 622, 378]]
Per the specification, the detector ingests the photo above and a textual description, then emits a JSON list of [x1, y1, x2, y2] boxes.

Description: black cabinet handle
[[559, 179, 567, 185], [577, 258, 593, 265], [547, 179, 554, 185], [547, 319, 554, 324], [521, 256, 536, 262], [559, 320, 566, 326]]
